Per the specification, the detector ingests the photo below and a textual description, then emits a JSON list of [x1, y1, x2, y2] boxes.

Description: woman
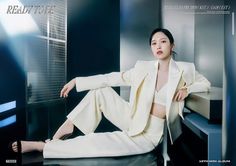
[[12, 28, 210, 158]]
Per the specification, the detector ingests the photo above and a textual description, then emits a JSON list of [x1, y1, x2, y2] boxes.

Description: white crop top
[[153, 84, 167, 106]]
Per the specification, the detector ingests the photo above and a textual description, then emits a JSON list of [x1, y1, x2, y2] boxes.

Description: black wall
[[67, 0, 120, 131], [0, 40, 26, 164]]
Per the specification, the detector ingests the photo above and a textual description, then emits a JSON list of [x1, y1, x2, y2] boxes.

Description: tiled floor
[[1, 127, 201, 166], [1, 150, 165, 166], [1, 141, 165, 166], [21, 151, 163, 166]]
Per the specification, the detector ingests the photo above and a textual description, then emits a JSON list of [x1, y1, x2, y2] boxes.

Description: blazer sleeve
[[74, 63, 138, 92], [186, 70, 211, 94]]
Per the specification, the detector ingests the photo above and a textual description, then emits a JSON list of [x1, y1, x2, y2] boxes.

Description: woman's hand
[[173, 88, 188, 102], [60, 78, 76, 98]]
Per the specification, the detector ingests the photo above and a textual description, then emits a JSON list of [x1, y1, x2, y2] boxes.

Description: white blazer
[[75, 58, 211, 144]]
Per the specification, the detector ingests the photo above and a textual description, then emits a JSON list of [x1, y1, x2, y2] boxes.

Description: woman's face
[[150, 32, 174, 60]]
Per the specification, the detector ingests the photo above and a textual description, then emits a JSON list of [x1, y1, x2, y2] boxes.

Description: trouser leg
[[43, 87, 164, 158], [43, 131, 155, 158], [66, 87, 132, 134], [43, 116, 166, 158]]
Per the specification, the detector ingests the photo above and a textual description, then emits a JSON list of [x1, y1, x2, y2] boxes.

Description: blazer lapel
[[144, 61, 158, 109], [130, 61, 158, 118], [166, 59, 183, 119], [128, 61, 158, 135]]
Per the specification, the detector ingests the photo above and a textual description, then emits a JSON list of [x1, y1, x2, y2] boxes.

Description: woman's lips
[[157, 50, 163, 55]]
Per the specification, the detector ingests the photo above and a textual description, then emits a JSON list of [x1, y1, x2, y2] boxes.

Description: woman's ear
[[171, 44, 176, 56], [171, 44, 175, 51]]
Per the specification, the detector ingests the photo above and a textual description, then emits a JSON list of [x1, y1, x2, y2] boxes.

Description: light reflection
[[0, 101, 16, 128], [0, 115, 16, 128], [0, 0, 39, 37], [0, 101, 16, 114]]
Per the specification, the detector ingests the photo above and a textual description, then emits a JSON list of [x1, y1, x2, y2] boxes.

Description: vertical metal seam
[[232, 12, 235, 35]]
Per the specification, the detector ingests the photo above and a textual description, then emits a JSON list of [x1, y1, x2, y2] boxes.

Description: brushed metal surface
[[185, 87, 222, 121]]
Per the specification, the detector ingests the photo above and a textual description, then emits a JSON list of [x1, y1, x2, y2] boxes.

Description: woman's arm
[[60, 78, 76, 98], [60, 67, 136, 98], [173, 68, 211, 102], [74, 69, 135, 92], [186, 71, 211, 94]]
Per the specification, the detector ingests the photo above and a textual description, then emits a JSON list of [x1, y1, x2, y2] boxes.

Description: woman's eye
[[151, 42, 156, 45], [161, 40, 166, 43]]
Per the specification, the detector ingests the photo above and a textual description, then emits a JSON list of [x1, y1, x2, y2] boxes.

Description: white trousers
[[43, 87, 165, 158]]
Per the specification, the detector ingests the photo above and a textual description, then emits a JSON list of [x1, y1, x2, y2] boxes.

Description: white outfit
[[153, 84, 167, 105], [43, 59, 210, 158], [44, 87, 165, 158]]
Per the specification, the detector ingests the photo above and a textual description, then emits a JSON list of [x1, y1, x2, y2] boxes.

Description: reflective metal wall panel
[[162, 0, 224, 87], [120, 0, 162, 100], [162, 0, 195, 63], [194, 0, 224, 87], [223, 0, 236, 164]]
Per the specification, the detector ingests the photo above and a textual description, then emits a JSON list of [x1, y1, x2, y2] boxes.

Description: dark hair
[[149, 28, 174, 45]]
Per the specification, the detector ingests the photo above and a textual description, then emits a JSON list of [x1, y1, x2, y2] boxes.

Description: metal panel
[[222, 0, 236, 164], [185, 87, 222, 122], [194, 0, 224, 87], [162, 0, 224, 87], [162, 0, 195, 62], [120, 0, 162, 100]]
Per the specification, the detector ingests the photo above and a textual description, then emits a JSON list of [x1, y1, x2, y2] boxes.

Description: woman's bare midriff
[[150, 103, 166, 119]]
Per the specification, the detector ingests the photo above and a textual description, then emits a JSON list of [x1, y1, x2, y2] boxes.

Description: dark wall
[[68, 0, 120, 77], [67, 0, 120, 131], [0, 41, 26, 164]]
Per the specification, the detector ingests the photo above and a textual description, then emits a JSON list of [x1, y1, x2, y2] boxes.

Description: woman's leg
[[13, 87, 131, 154], [44, 131, 155, 158], [43, 109, 166, 159], [66, 87, 132, 134], [52, 119, 74, 140], [12, 141, 45, 153], [52, 87, 131, 140], [43, 87, 147, 158], [13, 87, 131, 156]]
